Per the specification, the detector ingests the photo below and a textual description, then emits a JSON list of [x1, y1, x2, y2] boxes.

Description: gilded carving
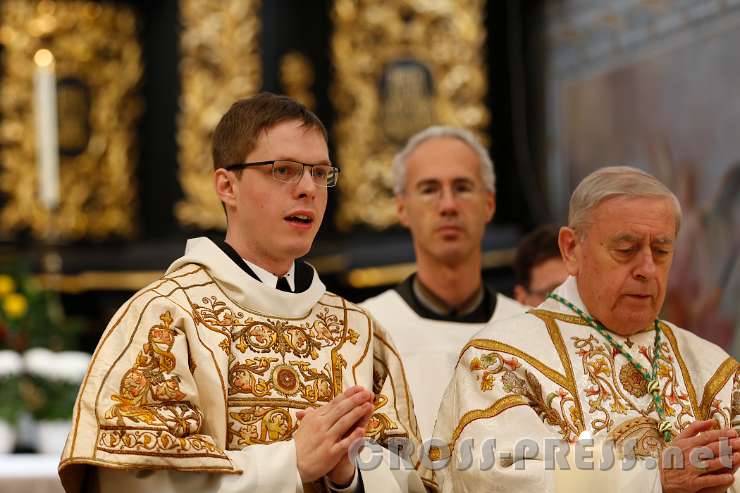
[[331, 0, 489, 229], [0, 0, 142, 239], [280, 51, 316, 111], [175, 0, 262, 229]]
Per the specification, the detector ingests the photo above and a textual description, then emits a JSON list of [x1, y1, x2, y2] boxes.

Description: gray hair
[[391, 126, 496, 195], [569, 165, 682, 235]]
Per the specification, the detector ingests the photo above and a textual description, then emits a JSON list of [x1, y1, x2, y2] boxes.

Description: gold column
[[175, 0, 262, 230]]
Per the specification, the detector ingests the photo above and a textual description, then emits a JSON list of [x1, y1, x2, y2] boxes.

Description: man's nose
[[437, 187, 459, 214], [293, 168, 317, 199], [633, 247, 657, 280]]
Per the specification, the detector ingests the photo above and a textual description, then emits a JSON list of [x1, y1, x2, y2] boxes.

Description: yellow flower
[[0, 275, 15, 296], [3, 293, 28, 319]]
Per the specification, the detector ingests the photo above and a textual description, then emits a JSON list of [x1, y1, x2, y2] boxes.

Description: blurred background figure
[[512, 224, 569, 307], [362, 126, 526, 441]]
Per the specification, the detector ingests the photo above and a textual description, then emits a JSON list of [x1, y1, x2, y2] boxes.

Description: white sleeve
[[97, 440, 303, 493]]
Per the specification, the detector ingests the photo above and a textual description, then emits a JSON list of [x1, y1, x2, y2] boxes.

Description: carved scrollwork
[[175, 0, 262, 230], [331, 0, 489, 229], [0, 0, 142, 239]]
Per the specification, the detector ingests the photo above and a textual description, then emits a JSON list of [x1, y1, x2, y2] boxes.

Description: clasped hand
[[661, 419, 740, 493], [293, 386, 374, 485]]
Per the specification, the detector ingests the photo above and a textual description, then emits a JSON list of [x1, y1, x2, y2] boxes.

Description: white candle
[[33, 48, 60, 211], [555, 432, 619, 493]]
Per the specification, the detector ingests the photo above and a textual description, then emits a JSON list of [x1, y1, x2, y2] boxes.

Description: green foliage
[[0, 264, 85, 352], [0, 375, 23, 423], [23, 375, 81, 421]]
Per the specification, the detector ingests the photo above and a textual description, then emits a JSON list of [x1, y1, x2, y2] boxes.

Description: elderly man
[[432, 166, 740, 492], [362, 126, 525, 443], [59, 93, 424, 493], [513, 224, 569, 307]]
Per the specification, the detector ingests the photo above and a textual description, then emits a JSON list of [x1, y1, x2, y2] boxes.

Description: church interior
[[0, 0, 738, 490]]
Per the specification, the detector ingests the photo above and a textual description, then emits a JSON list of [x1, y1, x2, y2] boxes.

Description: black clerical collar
[[393, 273, 497, 323], [212, 238, 314, 293]]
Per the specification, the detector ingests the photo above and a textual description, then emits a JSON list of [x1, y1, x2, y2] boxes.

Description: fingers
[[694, 471, 736, 490], [700, 451, 740, 473], [331, 425, 366, 458], [329, 401, 374, 439], [689, 427, 738, 449], [322, 386, 373, 423], [676, 419, 719, 441]]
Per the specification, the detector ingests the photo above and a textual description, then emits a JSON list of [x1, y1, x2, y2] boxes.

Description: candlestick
[[33, 48, 60, 212]]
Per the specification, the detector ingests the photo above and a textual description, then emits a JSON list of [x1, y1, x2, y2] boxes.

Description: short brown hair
[[211, 92, 328, 171], [513, 224, 562, 289]]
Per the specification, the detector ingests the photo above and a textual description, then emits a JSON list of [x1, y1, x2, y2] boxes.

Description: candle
[[33, 48, 60, 211], [554, 431, 619, 493]]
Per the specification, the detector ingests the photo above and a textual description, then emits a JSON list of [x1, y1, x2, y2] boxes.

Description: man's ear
[[396, 194, 410, 228], [558, 226, 581, 276], [214, 169, 237, 209], [485, 192, 496, 223], [513, 284, 528, 306]]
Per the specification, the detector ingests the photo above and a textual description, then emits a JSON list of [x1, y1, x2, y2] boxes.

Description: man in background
[[362, 126, 525, 442], [513, 224, 569, 307]]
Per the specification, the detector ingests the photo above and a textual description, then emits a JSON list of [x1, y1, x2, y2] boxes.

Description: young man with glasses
[[60, 93, 425, 493], [361, 126, 525, 444]]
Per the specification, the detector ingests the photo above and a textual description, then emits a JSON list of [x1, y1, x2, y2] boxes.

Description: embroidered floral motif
[[99, 428, 225, 458], [366, 393, 400, 446], [191, 296, 369, 450], [471, 351, 581, 441], [573, 334, 693, 435], [105, 311, 201, 438], [620, 363, 648, 398], [227, 406, 295, 448]]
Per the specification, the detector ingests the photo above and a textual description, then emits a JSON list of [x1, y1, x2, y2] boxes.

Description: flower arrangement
[[0, 265, 89, 441], [0, 268, 83, 353]]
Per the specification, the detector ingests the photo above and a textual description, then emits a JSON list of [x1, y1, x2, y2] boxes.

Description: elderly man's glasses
[[224, 160, 340, 187]]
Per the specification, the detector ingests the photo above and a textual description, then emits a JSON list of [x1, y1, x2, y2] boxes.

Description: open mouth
[[285, 214, 313, 225]]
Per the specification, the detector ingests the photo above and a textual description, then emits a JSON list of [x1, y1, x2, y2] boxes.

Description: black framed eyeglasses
[[224, 160, 340, 188]]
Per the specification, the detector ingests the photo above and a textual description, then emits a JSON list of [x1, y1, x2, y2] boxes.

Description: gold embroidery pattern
[[699, 357, 738, 426], [98, 427, 225, 458], [191, 296, 362, 449], [470, 351, 581, 441], [105, 312, 200, 437], [732, 369, 740, 429], [607, 416, 664, 459], [227, 406, 296, 449], [365, 393, 399, 445], [449, 394, 528, 454], [620, 363, 648, 398], [573, 334, 693, 435]]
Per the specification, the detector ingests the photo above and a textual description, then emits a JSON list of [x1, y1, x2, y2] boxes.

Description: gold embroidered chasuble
[[59, 237, 424, 493], [431, 276, 740, 493]]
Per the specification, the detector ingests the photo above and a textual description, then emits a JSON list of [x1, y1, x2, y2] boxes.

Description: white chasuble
[[431, 276, 740, 492], [59, 238, 425, 493], [362, 287, 525, 443]]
